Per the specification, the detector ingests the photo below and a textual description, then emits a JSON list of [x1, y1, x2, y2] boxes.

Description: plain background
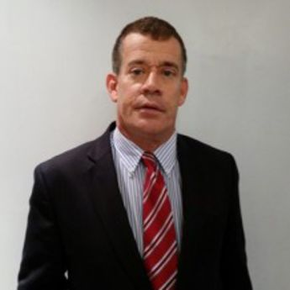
[[1, 0, 289, 289]]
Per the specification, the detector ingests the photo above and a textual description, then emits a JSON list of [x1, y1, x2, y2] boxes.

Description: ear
[[106, 73, 118, 103], [178, 77, 189, 106]]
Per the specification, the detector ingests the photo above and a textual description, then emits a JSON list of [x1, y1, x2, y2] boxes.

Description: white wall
[[1, 0, 289, 289]]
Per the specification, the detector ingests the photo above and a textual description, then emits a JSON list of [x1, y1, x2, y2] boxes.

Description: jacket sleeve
[[17, 165, 68, 290], [220, 156, 253, 290]]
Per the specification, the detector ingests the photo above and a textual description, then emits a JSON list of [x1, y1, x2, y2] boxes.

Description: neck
[[117, 125, 175, 152]]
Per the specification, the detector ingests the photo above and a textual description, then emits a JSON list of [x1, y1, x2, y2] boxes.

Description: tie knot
[[142, 151, 157, 171]]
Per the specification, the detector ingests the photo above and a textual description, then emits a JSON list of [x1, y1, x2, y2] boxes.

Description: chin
[[136, 122, 171, 138], [136, 120, 161, 131]]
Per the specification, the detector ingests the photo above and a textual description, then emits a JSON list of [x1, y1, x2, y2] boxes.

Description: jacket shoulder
[[178, 133, 231, 154], [177, 133, 236, 166], [35, 127, 111, 177]]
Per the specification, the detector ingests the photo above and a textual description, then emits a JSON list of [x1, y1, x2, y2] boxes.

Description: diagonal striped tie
[[142, 152, 178, 290]]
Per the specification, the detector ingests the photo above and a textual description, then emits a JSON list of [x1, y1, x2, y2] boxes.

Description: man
[[18, 17, 253, 290]]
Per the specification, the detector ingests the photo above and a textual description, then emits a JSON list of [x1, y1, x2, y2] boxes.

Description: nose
[[141, 71, 161, 96]]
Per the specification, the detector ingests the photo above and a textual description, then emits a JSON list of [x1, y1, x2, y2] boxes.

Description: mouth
[[137, 103, 164, 113]]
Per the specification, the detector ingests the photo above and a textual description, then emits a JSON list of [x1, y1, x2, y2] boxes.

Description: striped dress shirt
[[110, 128, 183, 255]]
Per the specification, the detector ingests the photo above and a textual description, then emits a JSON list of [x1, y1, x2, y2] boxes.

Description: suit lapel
[[86, 125, 151, 290], [176, 135, 209, 286]]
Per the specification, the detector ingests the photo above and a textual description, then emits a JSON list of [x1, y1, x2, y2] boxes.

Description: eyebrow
[[127, 60, 180, 71]]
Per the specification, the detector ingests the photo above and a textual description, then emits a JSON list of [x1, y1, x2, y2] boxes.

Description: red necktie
[[142, 152, 178, 290]]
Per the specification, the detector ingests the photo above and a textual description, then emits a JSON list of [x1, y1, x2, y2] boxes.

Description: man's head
[[112, 16, 187, 75], [107, 17, 188, 151]]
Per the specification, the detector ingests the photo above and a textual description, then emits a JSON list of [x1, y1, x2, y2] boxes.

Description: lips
[[136, 103, 164, 112]]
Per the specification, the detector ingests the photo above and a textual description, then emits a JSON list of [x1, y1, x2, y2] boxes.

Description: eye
[[130, 68, 144, 76], [162, 68, 176, 77]]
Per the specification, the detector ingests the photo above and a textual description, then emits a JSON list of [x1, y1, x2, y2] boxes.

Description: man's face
[[107, 33, 188, 145]]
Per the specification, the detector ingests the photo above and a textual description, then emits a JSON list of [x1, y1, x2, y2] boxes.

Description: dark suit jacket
[[18, 123, 253, 290]]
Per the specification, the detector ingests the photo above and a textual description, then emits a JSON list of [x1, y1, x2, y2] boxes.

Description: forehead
[[120, 33, 182, 68]]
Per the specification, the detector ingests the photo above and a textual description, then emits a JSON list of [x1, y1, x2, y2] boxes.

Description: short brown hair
[[112, 16, 187, 75]]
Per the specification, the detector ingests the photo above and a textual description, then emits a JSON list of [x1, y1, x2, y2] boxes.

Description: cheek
[[168, 89, 184, 107], [117, 91, 135, 113], [122, 86, 141, 104], [173, 85, 186, 107], [119, 81, 139, 96]]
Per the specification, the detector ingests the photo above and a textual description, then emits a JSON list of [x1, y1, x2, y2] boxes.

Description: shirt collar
[[154, 132, 177, 176], [112, 128, 143, 174], [112, 127, 177, 177]]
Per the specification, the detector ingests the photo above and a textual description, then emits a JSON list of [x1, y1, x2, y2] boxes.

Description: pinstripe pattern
[[110, 128, 183, 255]]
